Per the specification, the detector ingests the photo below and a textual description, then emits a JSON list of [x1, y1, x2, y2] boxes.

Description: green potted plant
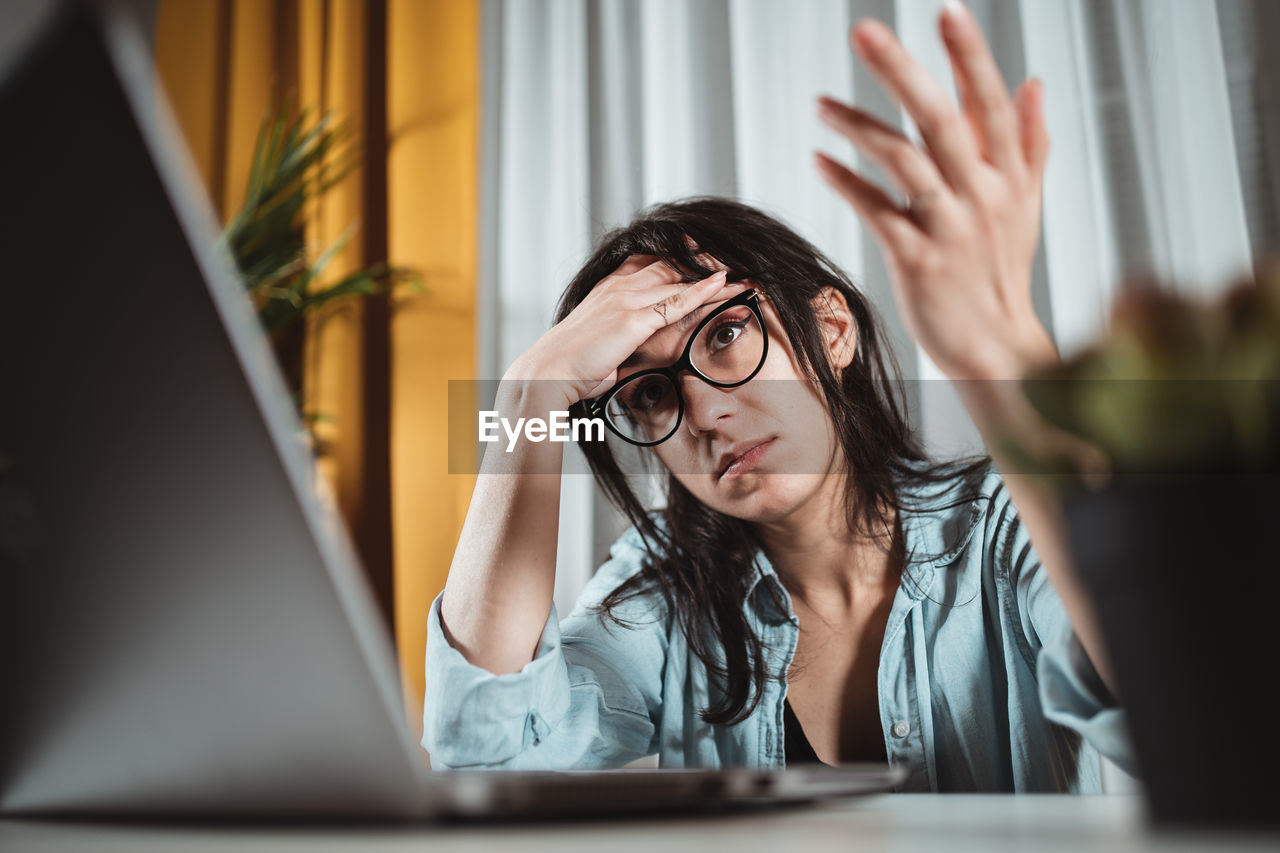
[[1014, 266, 1280, 827], [219, 106, 419, 420]]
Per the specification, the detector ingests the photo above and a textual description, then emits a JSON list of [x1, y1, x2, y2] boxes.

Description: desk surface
[[3, 795, 1278, 853]]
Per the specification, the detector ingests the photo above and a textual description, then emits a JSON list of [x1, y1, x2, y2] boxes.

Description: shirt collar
[[742, 460, 991, 621]]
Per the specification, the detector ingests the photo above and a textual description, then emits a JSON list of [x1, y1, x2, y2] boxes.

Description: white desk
[[2, 795, 1277, 852]]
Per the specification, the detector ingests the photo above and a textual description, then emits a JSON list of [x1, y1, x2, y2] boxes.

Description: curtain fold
[[386, 0, 480, 740]]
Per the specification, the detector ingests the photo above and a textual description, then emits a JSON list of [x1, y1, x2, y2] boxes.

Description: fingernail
[[944, 0, 968, 21]]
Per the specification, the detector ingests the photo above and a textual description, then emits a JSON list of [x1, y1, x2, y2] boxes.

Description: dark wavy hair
[[554, 197, 990, 726]]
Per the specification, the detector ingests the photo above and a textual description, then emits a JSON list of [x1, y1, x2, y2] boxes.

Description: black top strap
[[783, 697, 833, 767]]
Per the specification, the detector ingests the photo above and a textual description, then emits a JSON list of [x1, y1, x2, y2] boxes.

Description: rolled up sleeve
[[1036, 617, 1137, 777], [992, 477, 1139, 778], [422, 594, 574, 768], [421, 527, 666, 770]]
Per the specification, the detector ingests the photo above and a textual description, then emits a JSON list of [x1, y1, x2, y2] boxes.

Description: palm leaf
[[220, 102, 424, 423]]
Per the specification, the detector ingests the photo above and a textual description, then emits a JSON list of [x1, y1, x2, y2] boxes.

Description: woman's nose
[[680, 373, 736, 436]]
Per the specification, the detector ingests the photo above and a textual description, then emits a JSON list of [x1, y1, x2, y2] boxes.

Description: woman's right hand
[[505, 257, 741, 408], [442, 257, 739, 675]]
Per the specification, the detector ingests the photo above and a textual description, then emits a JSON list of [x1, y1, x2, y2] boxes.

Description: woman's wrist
[[946, 314, 1059, 383], [501, 353, 581, 411]]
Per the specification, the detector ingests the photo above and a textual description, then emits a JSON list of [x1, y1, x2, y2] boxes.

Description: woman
[[424, 3, 1132, 790]]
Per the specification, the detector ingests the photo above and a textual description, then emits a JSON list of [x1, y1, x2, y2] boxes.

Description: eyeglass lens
[[602, 302, 765, 444]]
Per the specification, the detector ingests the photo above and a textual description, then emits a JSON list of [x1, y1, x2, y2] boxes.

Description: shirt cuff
[[421, 591, 572, 768], [1037, 619, 1140, 778]]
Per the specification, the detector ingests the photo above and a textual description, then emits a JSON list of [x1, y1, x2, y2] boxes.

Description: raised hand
[[815, 1, 1058, 381], [812, 2, 1119, 691]]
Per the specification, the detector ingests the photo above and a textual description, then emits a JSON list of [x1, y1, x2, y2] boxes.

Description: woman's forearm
[[439, 376, 572, 676], [955, 376, 1118, 694]]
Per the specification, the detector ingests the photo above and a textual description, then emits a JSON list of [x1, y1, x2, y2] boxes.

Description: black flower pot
[[1062, 473, 1280, 828]]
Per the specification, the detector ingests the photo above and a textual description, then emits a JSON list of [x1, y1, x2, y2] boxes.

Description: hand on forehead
[[614, 251, 729, 280], [612, 233, 727, 278]]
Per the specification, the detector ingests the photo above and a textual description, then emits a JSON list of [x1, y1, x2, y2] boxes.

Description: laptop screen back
[[0, 1, 427, 819]]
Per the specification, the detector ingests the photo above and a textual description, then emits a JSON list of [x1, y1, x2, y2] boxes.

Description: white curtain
[[479, 0, 1278, 616]]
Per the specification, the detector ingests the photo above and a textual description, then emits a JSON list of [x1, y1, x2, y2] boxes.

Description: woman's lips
[[719, 439, 775, 481]]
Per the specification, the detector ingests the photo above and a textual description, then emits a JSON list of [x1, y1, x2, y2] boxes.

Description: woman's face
[[612, 257, 854, 525]]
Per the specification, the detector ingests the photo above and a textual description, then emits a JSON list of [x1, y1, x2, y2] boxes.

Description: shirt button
[[891, 721, 911, 738]]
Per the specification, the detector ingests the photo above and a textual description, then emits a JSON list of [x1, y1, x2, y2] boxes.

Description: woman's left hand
[[816, 4, 1118, 690], [815, 1, 1058, 381]]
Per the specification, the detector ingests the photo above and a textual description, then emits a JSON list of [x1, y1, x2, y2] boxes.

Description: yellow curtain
[[153, 0, 478, 742], [386, 0, 479, 736]]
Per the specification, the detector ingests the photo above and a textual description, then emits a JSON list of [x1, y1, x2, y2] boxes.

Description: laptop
[[0, 0, 904, 820]]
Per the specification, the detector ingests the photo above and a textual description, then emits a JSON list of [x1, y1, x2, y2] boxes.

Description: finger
[[1014, 77, 1049, 177], [851, 18, 981, 193], [610, 254, 660, 278], [939, 1, 1021, 171], [614, 258, 683, 290], [644, 270, 730, 329], [691, 252, 730, 277], [814, 151, 920, 254], [633, 278, 748, 309], [817, 95, 947, 200], [672, 250, 730, 281]]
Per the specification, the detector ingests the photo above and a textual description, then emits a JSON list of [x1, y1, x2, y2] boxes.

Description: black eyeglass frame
[[586, 289, 769, 447]]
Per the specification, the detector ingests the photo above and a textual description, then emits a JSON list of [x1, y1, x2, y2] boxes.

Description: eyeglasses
[[587, 289, 768, 446]]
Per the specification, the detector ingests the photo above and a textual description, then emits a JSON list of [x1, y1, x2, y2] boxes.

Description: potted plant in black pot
[[1015, 267, 1280, 827]]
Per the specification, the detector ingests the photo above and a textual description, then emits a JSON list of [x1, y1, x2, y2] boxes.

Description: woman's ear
[[812, 286, 857, 371]]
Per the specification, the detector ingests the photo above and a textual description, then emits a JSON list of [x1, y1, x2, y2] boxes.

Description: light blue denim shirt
[[423, 463, 1136, 791]]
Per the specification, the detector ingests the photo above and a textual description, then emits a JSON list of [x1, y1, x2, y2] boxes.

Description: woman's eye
[[710, 321, 746, 350], [624, 379, 670, 410]]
